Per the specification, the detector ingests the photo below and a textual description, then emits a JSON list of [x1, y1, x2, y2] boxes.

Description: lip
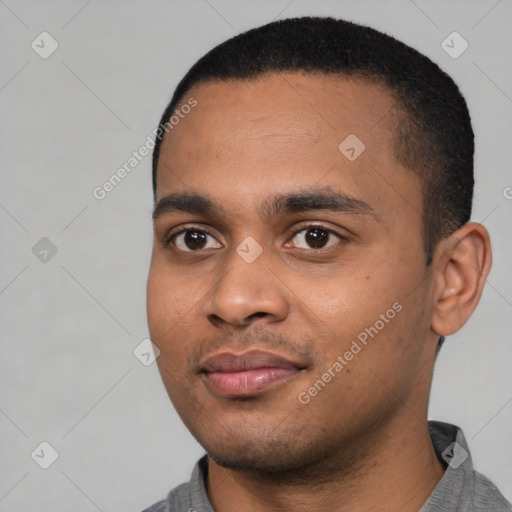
[[200, 349, 305, 397]]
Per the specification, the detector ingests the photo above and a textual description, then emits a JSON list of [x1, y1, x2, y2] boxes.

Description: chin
[[198, 430, 326, 474], [207, 448, 302, 472]]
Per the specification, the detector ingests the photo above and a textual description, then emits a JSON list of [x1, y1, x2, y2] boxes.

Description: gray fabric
[[142, 421, 511, 511]]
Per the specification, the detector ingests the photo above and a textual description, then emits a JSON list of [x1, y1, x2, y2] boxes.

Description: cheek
[[296, 268, 390, 333], [147, 266, 195, 403], [296, 253, 421, 362], [146, 259, 206, 369], [147, 260, 184, 343], [146, 265, 167, 335]]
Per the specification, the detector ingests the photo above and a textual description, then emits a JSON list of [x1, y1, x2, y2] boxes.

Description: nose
[[202, 245, 289, 328]]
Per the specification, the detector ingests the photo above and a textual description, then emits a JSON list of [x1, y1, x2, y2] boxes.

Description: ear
[[431, 222, 492, 337]]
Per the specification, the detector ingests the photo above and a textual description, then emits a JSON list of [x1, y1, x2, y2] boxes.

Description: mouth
[[200, 349, 306, 398]]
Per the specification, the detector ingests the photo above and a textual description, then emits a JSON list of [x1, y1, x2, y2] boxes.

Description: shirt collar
[[419, 421, 475, 511]]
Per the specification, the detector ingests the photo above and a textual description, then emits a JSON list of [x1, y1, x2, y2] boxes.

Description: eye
[[168, 228, 222, 252], [287, 225, 346, 250]]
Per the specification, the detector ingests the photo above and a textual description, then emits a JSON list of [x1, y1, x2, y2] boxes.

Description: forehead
[[156, 73, 421, 224], [166, 73, 395, 152]]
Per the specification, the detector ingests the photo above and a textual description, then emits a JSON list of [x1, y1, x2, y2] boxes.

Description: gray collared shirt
[[142, 421, 511, 512]]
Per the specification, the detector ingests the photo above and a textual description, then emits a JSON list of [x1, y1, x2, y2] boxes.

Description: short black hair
[[152, 15, 474, 271]]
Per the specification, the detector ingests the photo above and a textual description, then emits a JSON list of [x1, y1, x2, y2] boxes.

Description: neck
[[206, 412, 446, 512]]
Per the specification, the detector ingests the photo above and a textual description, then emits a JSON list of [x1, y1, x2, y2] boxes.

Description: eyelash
[[163, 223, 348, 252]]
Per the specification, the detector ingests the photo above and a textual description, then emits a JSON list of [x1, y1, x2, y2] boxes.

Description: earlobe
[[431, 222, 492, 337]]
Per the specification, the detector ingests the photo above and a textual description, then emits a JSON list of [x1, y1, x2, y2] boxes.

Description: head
[[146, 17, 491, 472]]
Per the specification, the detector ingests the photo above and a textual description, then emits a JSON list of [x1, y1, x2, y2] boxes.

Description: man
[[143, 16, 511, 512]]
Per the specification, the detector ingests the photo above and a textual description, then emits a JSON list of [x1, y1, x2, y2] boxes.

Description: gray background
[[1, 0, 511, 510]]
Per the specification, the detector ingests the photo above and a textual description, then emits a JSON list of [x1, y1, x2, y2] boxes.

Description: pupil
[[306, 228, 328, 248], [185, 231, 207, 250]]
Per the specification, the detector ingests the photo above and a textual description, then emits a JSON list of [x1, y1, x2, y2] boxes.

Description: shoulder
[[140, 482, 191, 512], [140, 455, 210, 512], [470, 471, 512, 512], [424, 421, 511, 511]]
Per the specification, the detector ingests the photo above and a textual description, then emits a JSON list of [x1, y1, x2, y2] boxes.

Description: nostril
[[249, 312, 267, 319], [207, 314, 224, 327]]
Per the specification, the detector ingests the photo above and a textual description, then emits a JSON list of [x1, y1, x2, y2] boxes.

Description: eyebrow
[[152, 187, 378, 222]]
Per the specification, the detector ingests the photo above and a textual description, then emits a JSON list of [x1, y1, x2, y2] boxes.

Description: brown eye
[[288, 225, 345, 250], [305, 227, 329, 248], [171, 229, 222, 252], [184, 230, 207, 250]]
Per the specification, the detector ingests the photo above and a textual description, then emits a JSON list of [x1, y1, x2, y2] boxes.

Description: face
[[147, 74, 437, 472]]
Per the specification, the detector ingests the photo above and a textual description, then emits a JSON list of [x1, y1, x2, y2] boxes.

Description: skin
[[146, 73, 492, 512]]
